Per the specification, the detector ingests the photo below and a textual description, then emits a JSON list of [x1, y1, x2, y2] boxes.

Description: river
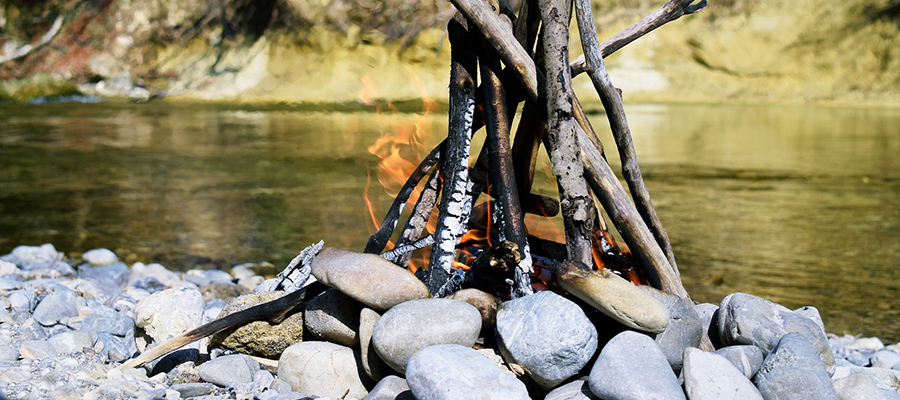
[[1, 101, 898, 340]]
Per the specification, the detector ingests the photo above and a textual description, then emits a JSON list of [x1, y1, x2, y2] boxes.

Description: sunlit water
[[1, 102, 898, 340]]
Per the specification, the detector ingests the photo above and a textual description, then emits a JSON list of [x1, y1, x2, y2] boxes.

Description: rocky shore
[[1, 243, 900, 399]]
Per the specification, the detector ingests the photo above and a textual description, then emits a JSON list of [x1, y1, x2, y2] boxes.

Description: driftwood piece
[[0, 16, 63, 65], [539, 0, 596, 267], [119, 286, 309, 370], [381, 235, 435, 261], [574, 0, 678, 273], [569, 0, 707, 77], [427, 14, 479, 295], [364, 143, 441, 254]]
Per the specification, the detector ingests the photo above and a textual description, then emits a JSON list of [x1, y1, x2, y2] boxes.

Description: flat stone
[[310, 247, 430, 311], [406, 344, 528, 400], [198, 354, 260, 387], [48, 330, 94, 354], [833, 370, 900, 400], [304, 288, 363, 347], [170, 383, 214, 398], [556, 262, 669, 333], [82, 308, 134, 338], [718, 292, 834, 374], [641, 287, 702, 373], [359, 307, 392, 381], [82, 248, 118, 266], [588, 331, 685, 400], [209, 291, 303, 358], [19, 339, 57, 359], [754, 333, 839, 400], [373, 298, 481, 373], [872, 350, 900, 369], [715, 345, 764, 379], [545, 377, 598, 400], [683, 347, 763, 400], [277, 341, 369, 399], [446, 288, 501, 331], [134, 286, 204, 347], [364, 375, 414, 400], [94, 331, 136, 362], [33, 289, 79, 326], [497, 291, 597, 389]]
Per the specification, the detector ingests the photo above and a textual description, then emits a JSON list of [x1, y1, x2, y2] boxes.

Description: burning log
[[427, 14, 479, 295]]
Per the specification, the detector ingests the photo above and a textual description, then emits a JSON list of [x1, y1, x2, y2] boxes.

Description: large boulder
[[754, 333, 839, 400], [209, 291, 304, 358]]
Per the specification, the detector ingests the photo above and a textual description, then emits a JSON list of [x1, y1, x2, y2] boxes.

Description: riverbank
[[1, 243, 900, 399], [1, 0, 899, 106]]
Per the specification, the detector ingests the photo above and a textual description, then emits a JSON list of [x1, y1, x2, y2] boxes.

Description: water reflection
[[0, 102, 898, 340]]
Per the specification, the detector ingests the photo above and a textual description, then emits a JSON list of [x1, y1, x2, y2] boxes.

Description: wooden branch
[[510, 104, 546, 212], [427, 14, 479, 295], [540, 0, 596, 267], [577, 126, 689, 299], [381, 235, 435, 261], [393, 167, 442, 269], [574, 0, 678, 273], [570, 0, 707, 76], [513, 0, 541, 53], [120, 287, 308, 369], [481, 23, 534, 297], [364, 143, 442, 254]]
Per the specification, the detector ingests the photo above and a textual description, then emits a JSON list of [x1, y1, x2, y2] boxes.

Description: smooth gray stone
[[496, 291, 597, 389], [833, 370, 900, 400], [278, 341, 369, 399], [695, 303, 723, 348], [82, 248, 118, 266], [19, 339, 57, 359], [544, 377, 598, 400], [33, 289, 79, 326], [794, 306, 825, 332], [373, 298, 481, 373], [48, 330, 93, 354], [7, 289, 36, 313], [364, 375, 415, 400], [0, 345, 19, 361], [304, 289, 364, 347], [683, 347, 763, 400], [81, 309, 134, 337], [79, 262, 130, 294], [641, 287, 702, 373], [588, 331, 685, 400], [17, 318, 48, 340], [270, 378, 293, 394], [718, 292, 834, 374], [446, 288, 500, 331], [170, 382, 214, 398], [716, 345, 764, 379], [406, 344, 528, 400], [872, 350, 900, 369], [754, 333, 839, 400], [198, 354, 260, 386], [311, 247, 431, 311], [360, 308, 392, 381], [0, 278, 21, 290], [94, 331, 136, 362], [0, 243, 61, 270]]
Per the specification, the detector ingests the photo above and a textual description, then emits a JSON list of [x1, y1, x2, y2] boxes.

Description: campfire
[[121, 0, 715, 395]]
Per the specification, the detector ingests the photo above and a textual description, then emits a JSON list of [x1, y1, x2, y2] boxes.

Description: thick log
[[574, 0, 678, 273], [569, 0, 707, 77], [427, 14, 479, 295], [540, 0, 595, 267]]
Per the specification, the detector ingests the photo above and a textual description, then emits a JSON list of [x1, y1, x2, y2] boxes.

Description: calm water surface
[[1, 102, 898, 340]]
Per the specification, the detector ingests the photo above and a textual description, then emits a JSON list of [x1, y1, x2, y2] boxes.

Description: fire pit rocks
[[1, 244, 900, 399]]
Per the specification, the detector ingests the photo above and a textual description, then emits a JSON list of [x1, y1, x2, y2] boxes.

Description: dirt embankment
[[1, 0, 898, 105]]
